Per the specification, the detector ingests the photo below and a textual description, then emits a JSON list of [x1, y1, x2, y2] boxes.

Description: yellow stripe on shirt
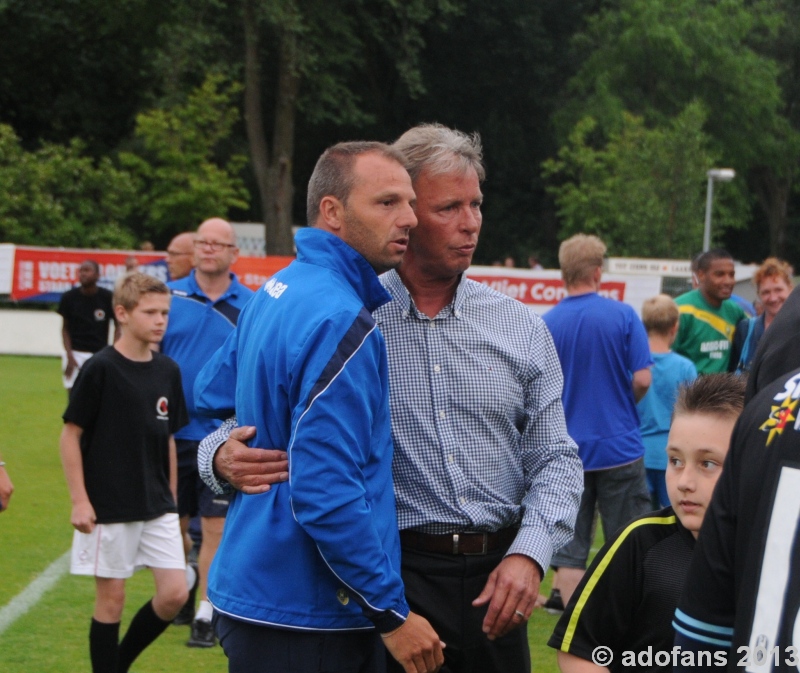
[[560, 515, 678, 651], [679, 305, 735, 340]]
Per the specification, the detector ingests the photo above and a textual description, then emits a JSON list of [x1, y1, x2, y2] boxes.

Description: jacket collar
[[295, 228, 391, 313]]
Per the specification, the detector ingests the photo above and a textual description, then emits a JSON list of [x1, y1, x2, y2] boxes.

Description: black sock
[[117, 600, 171, 673], [90, 618, 120, 673]]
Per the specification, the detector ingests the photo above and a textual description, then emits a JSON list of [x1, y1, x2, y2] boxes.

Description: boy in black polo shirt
[[60, 272, 189, 673], [548, 374, 745, 673]]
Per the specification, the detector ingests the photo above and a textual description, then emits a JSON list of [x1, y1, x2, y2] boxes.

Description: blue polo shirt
[[543, 292, 652, 471], [161, 270, 254, 441]]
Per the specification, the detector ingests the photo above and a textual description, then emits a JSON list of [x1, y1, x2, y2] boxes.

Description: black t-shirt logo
[[156, 397, 169, 419], [94, 309, 106, 321]]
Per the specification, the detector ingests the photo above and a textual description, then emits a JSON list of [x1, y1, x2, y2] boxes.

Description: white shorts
[[70, 512, 185, 578], [62, 351, 94, 389]]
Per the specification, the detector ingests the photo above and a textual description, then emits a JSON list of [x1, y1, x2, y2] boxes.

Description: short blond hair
[[559, 234, 606, 287], [641, 294, 680, 336], [113, 272, 169, 311]]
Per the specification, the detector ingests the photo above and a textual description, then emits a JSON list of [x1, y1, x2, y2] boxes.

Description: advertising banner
[[11, 247, 169, 302], [4, 246, 296, 302], [464, 267, 661, 316], [4, 246, 662, 315]]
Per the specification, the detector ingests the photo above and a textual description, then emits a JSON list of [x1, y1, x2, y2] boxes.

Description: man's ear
[[319, 195, 344, 232]]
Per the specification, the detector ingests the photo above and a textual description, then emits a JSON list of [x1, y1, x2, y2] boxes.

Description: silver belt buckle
[[461, 532, 489, 555]]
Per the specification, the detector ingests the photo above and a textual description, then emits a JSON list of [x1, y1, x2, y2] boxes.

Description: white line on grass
[[0, 550, 70, 635]]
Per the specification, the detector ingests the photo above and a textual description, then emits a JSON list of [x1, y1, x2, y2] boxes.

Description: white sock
[[195, 600, 213, 623], [185, 563, 197, 591]]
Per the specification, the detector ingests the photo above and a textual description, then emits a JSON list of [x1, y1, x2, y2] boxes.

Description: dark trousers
[[386, 546, 530, 673], [214, 613, 387, 673]]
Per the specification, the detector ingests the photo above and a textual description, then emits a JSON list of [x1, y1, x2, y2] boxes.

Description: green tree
[[0, 125, 136, 248], [241, 0, 460, 254], [0, 0, 166, 154], [543, 104, 742, 257], [119, 74, 250, 241], [553, 0, 799, 256]]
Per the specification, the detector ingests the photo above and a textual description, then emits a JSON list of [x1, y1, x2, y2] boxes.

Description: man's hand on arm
[[472, 553, 541, 640], [213, 425, 289, 494], [382, 611, 445, 673]]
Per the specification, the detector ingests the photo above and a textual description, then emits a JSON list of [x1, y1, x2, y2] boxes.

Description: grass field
[[0, 354, 567, 672]]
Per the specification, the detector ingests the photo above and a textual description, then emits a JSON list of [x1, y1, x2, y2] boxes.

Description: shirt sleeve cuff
[[198, 418, 236, 496], [506, 526, 552, 577]]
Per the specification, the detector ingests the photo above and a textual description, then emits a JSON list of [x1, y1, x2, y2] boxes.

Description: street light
[[703, 168, 736, 252]]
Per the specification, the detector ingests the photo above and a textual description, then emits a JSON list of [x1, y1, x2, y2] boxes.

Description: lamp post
[[703, 168, 736, 252]]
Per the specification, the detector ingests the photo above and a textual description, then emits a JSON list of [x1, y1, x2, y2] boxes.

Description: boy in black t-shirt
[[548, 374, 745, 673], [60, 272, 189, 673]]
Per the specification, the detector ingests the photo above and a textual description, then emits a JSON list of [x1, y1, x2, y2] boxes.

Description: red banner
[[466, 272, 627, 306], [8, 246, 294, 302]]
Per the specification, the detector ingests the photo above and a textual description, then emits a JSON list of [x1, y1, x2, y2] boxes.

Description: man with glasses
[[166, 232, 196, 281], [160, 218, 254, 647]]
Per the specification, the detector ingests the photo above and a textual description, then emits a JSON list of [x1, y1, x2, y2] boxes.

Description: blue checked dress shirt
[[199, 270, 582, 572]]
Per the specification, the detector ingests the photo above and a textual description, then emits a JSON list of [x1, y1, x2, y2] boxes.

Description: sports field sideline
[[0, 354, 563, 672]]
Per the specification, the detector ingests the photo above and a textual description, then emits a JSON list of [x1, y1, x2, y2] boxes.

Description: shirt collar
[[186, 269, 242, 302], [380, 269, 470, 320]]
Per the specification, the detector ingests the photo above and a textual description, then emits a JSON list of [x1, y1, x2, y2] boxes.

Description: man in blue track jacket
[[195, 142, 443, 673], [198, 125, 581, 673]]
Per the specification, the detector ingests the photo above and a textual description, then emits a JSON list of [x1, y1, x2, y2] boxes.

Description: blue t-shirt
[[543, 292, 652, 470], [161, 270, 254, 441], [638, 351, 697, 471]]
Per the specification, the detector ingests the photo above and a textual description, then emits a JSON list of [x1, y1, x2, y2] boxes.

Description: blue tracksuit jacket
[[195, 227, 409, 632]]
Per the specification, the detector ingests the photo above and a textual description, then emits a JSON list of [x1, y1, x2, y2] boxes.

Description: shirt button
[[439, 410, 446, 419], [428, 321, 435, 328], [459, 497, 466, 505], [433, 364, 441, 373], [447, 454, 454, 463]]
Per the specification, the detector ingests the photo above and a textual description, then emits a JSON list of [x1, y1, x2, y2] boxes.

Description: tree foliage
[[5, 0, 800, 264], [119, 74, 250, 241], [543, 103, 745, 257], [0, 125, 136, 248], [240, 0, 462, 253], [553, 0, 800, 259]]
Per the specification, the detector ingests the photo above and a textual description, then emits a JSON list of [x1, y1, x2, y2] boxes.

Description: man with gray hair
[[199, 124, 582, 672]]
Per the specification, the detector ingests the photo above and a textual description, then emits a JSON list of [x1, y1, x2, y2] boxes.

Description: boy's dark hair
[[641, 294, 680, 336], [113, 272, 169, 311], [673, 373, 745, 421]]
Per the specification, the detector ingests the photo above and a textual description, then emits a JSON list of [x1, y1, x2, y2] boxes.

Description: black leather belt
[[399, 527, 518, 555]]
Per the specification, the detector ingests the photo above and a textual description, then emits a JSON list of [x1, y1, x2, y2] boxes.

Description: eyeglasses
[[167, 250, 192, 257], [193, 240, 236, 252]]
